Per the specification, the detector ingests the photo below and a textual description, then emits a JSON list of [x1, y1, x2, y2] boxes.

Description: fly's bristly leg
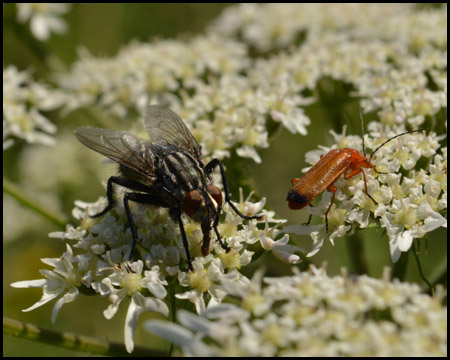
[[91, 176, 156, 218], [205, 158, 262, 221], [170, 209, 194, 272], [211, 207, 230, 252], [122, 192, 170, 261]]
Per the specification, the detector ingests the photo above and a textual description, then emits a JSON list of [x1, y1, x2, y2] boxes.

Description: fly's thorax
[[156, 148, 207, 198]]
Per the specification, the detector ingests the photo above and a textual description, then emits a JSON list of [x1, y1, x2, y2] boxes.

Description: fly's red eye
[[207, 185, 223, 207], [183, 190, 202, 216]]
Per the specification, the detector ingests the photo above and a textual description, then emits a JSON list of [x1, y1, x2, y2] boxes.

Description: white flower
[[10, 244, 91, 323], [91, 260, 169, 353], [3, 66, 64, 148], [15, 3, 70, 41]]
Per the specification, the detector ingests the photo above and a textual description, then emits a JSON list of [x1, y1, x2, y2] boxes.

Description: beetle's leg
[[371, 167, 388, 175], [205, 158, 262, 221], [302, 204, 313, 226], [343, 167, 363, 180], [359, 169, 378, 205], [344, 168, 378, 205], [123, 192, 170, 262], [324, 185, 337, 234]]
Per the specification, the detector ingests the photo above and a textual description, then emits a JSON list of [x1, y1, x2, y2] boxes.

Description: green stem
[[3, 177, 68, 228], [347, 232, 368, 275], [3, 316, 165, 356], [168, 285, 177, 356], [391, 252, 408, 282], [411, 242, 434, 295]]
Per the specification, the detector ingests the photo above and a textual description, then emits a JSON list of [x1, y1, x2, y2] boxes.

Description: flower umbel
[[13, 189, 301, 352], [145, 266, 447, 356]]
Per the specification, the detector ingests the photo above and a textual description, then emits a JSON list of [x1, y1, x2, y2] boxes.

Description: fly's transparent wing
[[145, 105, 202, 160], [74, 126, 157, 183]]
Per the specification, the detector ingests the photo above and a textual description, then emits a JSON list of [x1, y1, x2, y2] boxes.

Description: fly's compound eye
[[207, 185, 223, 207], [183, 190, 203, 216]]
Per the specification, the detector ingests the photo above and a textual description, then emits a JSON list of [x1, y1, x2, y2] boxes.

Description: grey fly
[[74, 105, 262, 271]]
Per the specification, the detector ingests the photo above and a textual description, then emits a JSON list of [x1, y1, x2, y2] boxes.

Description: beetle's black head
[[286, 189, 309, 210]]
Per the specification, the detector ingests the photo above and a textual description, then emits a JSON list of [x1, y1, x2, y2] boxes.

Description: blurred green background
[[3, 3, 446, 357]]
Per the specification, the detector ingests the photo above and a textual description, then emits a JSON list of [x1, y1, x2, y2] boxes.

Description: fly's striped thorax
[[160, 151, 207, 195]]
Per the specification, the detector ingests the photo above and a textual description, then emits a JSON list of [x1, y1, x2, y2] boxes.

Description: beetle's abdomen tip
[[286, 190, 309, 209]]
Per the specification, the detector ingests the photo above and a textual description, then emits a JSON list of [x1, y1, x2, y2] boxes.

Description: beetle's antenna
[[369, 129, 426, 162], [359, 109, 367, 157]]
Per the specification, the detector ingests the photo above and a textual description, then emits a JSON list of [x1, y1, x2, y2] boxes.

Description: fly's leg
[[204, 158, 263, 221], [91, 176, 157, 217], [90, 176, 117, 217], [201, 207, 229, 258], [211, 206, 230, 253], [123, 192, 169, 261], [170, 209, 193, 272]]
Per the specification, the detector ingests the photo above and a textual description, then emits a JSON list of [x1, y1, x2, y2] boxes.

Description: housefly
[[75, 105, 262, 271]]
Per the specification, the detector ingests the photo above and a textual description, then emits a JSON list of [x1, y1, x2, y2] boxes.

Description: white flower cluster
[[145, 266, 447, 356], [3, 65, 65, 149], [57, 34, 250, 119], [210, 4, 446, 54], [285, 124, 446, 262], [12, 190, 303, 353], [57, 32, 313, 163], [14, 3, 70, 41], [177, 74, 312, 162], [8, 4, 446, 356], [210, 3, 447, 254], [222, 6, 447, 127]]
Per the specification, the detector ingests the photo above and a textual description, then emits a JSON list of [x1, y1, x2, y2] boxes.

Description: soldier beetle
[[286, 111, 425, 232]]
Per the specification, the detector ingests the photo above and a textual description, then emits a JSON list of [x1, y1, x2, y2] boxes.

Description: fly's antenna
[[368, 129, 426, 162], [359, 108, 367, 157]]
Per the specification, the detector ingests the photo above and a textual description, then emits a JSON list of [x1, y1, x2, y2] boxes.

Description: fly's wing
[[145, 105, 202, 160], [74, 126, 157, 183]]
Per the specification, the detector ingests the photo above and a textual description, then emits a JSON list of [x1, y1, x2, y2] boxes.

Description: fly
[[75, 105, 263, 271]]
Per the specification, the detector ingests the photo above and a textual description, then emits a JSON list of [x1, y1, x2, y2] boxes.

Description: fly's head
[[182, 185, 223, 256], [182, 185, 223, 223]]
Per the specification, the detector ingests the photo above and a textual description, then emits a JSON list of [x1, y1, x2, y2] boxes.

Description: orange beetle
[[286, 112, 425, 232]]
